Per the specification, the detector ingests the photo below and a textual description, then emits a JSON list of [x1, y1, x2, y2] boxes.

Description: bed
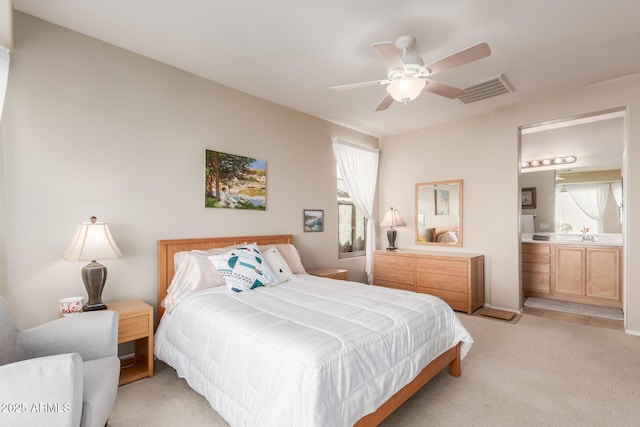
[[154, 234, 472, 426]]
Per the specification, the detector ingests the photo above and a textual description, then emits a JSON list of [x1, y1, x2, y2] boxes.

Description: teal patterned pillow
[[208, 244, 277, 292]]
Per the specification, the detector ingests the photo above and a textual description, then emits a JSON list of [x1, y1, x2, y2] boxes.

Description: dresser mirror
[[415, 179, 463, 247]]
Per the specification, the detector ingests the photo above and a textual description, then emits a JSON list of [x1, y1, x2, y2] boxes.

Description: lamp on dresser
[[380, 207, 406, 251], [64, 216, 122, 311]]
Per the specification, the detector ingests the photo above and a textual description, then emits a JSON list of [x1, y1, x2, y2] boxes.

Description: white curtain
[[565, 183, 610, 232], [332, 137, 379, 282], [0, 46, 9, 122], [611, 182, 623, 224]]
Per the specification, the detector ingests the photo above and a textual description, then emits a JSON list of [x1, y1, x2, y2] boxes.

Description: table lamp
[[380, 207, 406, 251], [63, 216, 122, 311]]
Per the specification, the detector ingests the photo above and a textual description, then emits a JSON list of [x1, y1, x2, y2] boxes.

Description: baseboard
[[624, 328, 640, 336]]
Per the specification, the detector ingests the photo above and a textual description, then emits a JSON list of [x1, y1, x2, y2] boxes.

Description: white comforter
[[154, 274, 473, 427]]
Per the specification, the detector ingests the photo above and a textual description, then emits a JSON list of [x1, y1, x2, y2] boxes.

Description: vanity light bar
[[521, 155, 576, 169]]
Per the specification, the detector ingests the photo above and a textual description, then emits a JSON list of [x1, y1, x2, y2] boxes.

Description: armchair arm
[[0, 353, 83, 427], [17, 311, 118, 361]]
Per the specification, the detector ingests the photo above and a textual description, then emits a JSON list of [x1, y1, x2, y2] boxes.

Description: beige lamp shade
[[380, 208, 406, 227], [64, 217, 122, 261]]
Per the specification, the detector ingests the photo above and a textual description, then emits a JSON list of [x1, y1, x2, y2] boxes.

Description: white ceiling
[[12, 0, 640, 137]]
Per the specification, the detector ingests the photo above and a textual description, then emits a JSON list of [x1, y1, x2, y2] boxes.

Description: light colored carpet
[[524, 296, 624, 320], [109, 314, 640, 426]]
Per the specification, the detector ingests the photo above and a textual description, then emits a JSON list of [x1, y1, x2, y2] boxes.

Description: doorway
[[518, 108, 627, 328]]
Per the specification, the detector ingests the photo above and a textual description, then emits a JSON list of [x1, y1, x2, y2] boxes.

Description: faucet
[[581, 234, 596, 242]]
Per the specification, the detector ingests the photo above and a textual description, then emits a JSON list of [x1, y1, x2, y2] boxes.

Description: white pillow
[[209, 244, 277, 292], [259, 243, 306, 274], [162, 250, 226, 313], [262, 246, 296, 285]]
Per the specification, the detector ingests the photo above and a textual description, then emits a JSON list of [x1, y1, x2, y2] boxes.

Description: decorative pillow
[[162, 250, 227, 313], [437, 231, 459, 244], [259, 243, 306, 274], [262, 246, 296, 285], [208, 244, 277, 292]]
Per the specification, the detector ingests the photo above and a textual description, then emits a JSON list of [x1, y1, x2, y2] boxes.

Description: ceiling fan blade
[[375, 94, 394, 111], [373, 42, 406, 70], [330, 79, 389, 91], [426, 42, 491, 75], [424, 80, 465, 99]]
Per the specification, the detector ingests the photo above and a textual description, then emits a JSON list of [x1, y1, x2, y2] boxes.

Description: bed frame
[[157, 234, 462, 426]]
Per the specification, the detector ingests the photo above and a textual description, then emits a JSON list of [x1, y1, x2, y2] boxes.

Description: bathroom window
[[555, 191, 598, 233]]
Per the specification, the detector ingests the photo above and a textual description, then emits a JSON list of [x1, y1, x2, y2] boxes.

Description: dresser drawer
[[118, 315, 149, 343], [374, 253, 415, 269], [416, 258, 467, 277], [373, 269, 415, 286], [421, 287, 467, 312], [373, 280, 415, 292], [416, 272, 468, 293]]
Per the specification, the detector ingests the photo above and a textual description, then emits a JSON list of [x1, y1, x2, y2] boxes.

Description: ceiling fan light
[[386, 77, 426, 103]]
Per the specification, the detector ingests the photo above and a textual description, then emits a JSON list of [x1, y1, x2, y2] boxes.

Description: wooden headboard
[[157, 234, 293, 321]]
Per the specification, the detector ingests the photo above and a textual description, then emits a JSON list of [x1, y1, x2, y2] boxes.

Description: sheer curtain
[[332, 138, 379, 282], [0, 46, 9, 122], [565, 183, 610, 232], [611, 182, 623, 224]]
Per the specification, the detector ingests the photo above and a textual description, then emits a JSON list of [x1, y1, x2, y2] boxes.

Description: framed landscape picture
[[303, 209, 324, 232], [204, 149, 266, 210]]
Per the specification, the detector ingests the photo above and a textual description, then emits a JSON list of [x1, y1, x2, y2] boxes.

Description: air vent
[[458, 74, 514, 104]]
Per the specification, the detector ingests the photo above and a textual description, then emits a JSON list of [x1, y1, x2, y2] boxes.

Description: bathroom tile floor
[[523, 299, 624, 331]]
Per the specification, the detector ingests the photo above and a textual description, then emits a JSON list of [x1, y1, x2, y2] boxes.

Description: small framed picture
[[303, 209, 324, 232], [521, 187, 537, 209]]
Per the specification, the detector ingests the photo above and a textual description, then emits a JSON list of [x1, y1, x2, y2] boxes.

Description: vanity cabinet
[[523, 242, 622, 308], [554, 245, 621, 305], [373, 250, 484, 314]]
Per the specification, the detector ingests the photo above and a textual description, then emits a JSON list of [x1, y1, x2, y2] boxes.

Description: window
[[337, 168, 366, 258]]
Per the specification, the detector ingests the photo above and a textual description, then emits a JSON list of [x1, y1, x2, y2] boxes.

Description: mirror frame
[[415, 179, 463, 247]]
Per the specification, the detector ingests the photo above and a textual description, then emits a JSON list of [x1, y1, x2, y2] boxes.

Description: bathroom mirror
[[415, 179, 463, 247]]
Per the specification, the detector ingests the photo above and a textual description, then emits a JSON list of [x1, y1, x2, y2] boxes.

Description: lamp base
[[386, 228, 398, 251], [83, 303, 107, 311], [82, 260, 108, 310]]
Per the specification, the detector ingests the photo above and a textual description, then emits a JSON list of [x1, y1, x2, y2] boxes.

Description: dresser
[[373, 250, 484, 314]]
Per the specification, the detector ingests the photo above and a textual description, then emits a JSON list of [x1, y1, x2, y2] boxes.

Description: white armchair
[[0, 295, 120, 427]]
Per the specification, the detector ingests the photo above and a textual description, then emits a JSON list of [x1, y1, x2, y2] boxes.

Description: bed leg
[[448, 343, 461, 377]]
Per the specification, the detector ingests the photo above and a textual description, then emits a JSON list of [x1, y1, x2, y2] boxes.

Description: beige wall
[[379, 74, 640, 334], [1, 13, 376, 329]]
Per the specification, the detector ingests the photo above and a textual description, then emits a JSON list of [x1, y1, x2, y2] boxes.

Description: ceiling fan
[[330, 35, 491, 111]]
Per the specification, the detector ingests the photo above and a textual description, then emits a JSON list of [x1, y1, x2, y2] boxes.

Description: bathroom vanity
[[522, 234, 622, 308]]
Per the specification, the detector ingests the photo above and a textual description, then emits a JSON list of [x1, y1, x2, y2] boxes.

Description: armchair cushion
[[17, 311, 118, 361], [0, 353, 83, 427]]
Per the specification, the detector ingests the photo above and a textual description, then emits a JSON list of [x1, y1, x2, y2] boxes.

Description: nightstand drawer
[[118, 315, 149, 343]]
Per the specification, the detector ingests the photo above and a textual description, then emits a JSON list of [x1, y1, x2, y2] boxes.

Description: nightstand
[[307, 268, 349, 281], [106, 300, 154, 386]]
